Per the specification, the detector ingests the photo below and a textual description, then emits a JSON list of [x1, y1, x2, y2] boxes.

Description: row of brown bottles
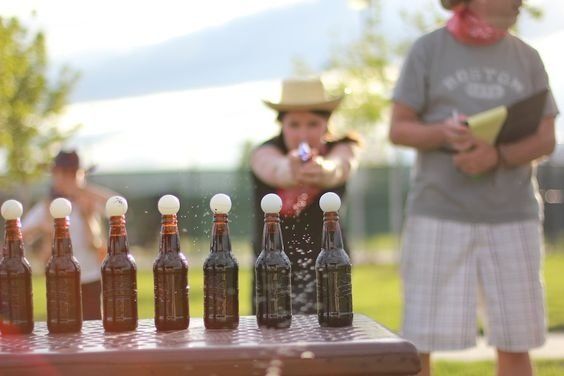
[[1, 191, 353, 335], [0, 195, 189, 335], [253, 192, 353, 329]]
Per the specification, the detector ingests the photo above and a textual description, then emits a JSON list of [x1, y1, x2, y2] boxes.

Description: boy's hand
[[442, 114, 474, 152], [453, 138, 499, 175]]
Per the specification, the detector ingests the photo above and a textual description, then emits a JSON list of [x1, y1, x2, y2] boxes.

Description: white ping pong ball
[[261, 193, 282, 214], [106, 196, 128, 218], [158, 194, 180, 215], [1, 200, 23, 220], [319, 192, 341, 212], [210, 193, 232, 214], [50, 198, 72, 218]]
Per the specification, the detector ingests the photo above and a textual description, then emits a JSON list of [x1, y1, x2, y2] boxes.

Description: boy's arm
[[389, 101, 472, 151], [497, 116, 556, 167]]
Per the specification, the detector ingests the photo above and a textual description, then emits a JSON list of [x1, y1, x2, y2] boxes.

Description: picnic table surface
[[0, 314, 420, 376]]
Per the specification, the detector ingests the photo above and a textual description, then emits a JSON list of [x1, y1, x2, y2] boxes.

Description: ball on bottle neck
[[50, 198, 72, 218], [106, 196, 128, 218], [319, 192, 341, 213], [210, 193, 231, 214], [1, 200, 23, 220], [158, 194, 180, 215], [261, 193, 282, 214]]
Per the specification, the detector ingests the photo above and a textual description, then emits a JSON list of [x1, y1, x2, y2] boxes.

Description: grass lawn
[[544, 251, 564, 331], [434, 360, 564, 375]]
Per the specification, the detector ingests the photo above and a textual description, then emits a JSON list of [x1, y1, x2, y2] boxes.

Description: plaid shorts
[[400, 215, 546, 353]]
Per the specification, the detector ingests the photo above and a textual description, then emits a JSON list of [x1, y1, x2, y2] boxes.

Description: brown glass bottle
[[101, 215, 138, 332], [316, 211, 353, 327], [203, 213, 239, 329], [0, 218, 34, 335], [255, 212, 292, 329], [46, 217, 82, 333], [153, 214, 189, 331]]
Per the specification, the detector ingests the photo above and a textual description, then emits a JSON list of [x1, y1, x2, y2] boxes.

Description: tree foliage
[[326, 2, 392, 135], [0, 16, 78, 186]]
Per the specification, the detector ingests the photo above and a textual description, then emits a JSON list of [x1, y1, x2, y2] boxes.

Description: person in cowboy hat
[[22, 150, 118, 320], [250, 77, 361, 315], [390, 1, 558, 375]]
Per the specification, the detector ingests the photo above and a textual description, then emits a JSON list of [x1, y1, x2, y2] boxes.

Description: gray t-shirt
[[393, 27, 559, 223]]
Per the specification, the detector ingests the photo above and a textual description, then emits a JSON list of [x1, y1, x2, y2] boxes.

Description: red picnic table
[[0, 314, 420, 375]]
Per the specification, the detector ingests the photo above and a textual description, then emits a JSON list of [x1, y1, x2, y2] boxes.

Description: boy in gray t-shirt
[[390, 1, 558, 375]]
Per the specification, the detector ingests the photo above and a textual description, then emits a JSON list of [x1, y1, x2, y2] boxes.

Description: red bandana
[[446, 5, 507, 46]]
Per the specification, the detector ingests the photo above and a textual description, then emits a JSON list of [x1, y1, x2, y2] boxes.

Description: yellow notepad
[[463, 89, 548, 146], [466, 106, 507, 145]]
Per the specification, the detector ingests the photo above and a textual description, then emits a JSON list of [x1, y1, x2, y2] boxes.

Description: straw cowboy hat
[[263, 78, 343, 112], [440, 0, 467, 9]]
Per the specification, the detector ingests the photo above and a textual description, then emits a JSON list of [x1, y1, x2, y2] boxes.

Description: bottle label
[[47, 275, 81, 323], [0, 274, 33, 323], [257, 265, 292, 318], [103, 272, 137, 322], [316, 265, 353, 315], [204, 267, 238, 319], [155, 270, 188, 320]]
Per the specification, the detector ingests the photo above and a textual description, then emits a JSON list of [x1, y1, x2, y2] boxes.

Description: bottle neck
[[159, 214, 180, 254], [108, 215, 129, 255], [262, 213, 284, 253], [322, 212, 344, 252], [52, 217, 73, 257], [3, 219, 24, 258], [210, 213, 231, 253]]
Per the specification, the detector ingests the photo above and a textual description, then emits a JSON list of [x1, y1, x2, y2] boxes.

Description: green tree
[[326, 1, 391, 135], [0, 16, 79, 187]]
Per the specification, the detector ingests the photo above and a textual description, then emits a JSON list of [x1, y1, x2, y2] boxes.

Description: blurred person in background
[[23, 150, 117, 320], [251, 77, 361, 314], [389, 0, 558, 375]]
